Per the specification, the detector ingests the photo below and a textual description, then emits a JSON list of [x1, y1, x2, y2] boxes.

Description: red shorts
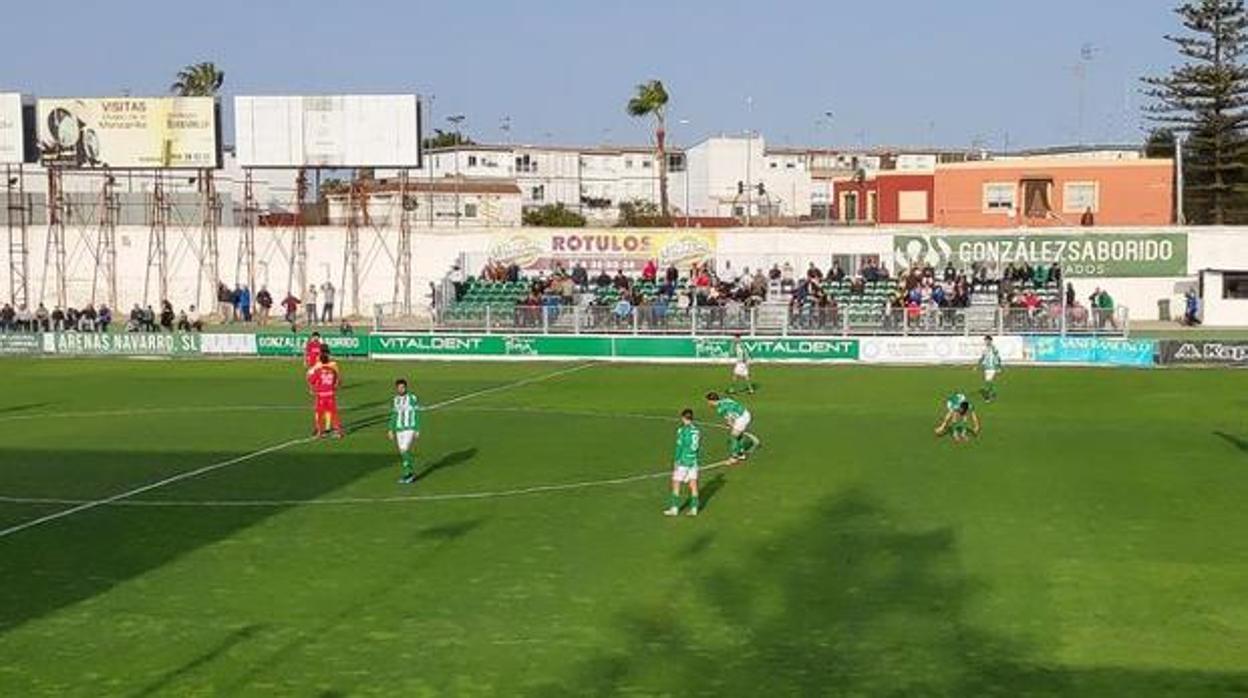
[[315, 395, 338, 411]]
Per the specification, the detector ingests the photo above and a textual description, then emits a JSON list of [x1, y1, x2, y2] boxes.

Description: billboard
[[1158, 340, 1248, 366], [0, 93, 34, 164], [36, 97, 220, 169], [893, 232, 1188, 278], [488, 230, 717, 273], [234, 95, 422, 168]]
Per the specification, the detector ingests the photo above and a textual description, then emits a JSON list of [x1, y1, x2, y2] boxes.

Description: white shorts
[[672, 465, 699, 483], [731, 410, 752, 436], [984, 369, 997, 382], [395, 430, 419, 451], [733, 362, 750, 378]]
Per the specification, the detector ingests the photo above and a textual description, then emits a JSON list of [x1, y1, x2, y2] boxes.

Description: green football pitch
[[0, 358, 1245, 697]]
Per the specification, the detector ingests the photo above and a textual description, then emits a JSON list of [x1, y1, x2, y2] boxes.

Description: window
[[786, 162, 796, 169], [841, 192, 859, 222], [1224, 272, 1248, 299], [769, 162, 778, 169], [624, 159, 633, 169], [463, 202, 478, 219], [897, 190, 929, 222], [983, 183, 1016, 213], [515, 154, 537, 173], [642, 159, 651, 168], [1064, 182, 1098, 213], [667, 153, 686, 172], [467, 155, 478, 167], [531, 185, 545, 202], [867, 191, 878, 222]]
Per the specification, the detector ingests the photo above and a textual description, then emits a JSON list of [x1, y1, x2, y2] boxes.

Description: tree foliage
[[626, 80, 672, 217], [1143, 0, 1248, 224], [170, 62, 225, 97], [423, 129, 475, 150], [523, 203, 587, 228], [617, 199, 671, 228]]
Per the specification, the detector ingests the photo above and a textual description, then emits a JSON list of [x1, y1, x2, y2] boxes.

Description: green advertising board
[[369, 333, 860, 362], [893, 232, 1188, 278], [46, 332, 201, 356], [0, 333, 43, 355], [255, 333, 370, 357]]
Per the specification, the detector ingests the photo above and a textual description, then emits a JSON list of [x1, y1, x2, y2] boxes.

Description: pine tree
[[1143, 0, 1248, 224]]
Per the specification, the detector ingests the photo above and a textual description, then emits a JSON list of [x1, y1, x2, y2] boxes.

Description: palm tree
[[170, 62, 225, 97], [627, 80, 671, 218]]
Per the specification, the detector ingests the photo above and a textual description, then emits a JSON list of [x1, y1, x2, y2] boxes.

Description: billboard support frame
[[143, 172, 169, 305], [5, 164, 30, 308], [236, 170, 258, 317], [40, 169, 67, 308], [393, 169, 412, 314], [197, 169, 221, 311]]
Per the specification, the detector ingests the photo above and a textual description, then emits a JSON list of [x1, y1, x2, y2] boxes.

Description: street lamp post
[[744, 96, 753, 227], [821, 110, 833, 226], [678, 118, 692, 228], [447, 114, 466, 228]]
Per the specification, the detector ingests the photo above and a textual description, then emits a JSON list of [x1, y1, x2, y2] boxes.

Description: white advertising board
[[858, 336, 1025, 365], [235, 95, 421, 168], [37, 97, 219, 169], [0, 93, 27, 164]]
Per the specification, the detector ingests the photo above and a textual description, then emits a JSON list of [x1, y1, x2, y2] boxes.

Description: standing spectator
[[15, 304, 33, 332], [79, 304, 97, 332], [217, 281, 233, 321], [642, 259, 658, 282], [305, 285, 319, 326], [35, 303, 50, 331], [97, 304, 111, 332], [1183, 289, 1201, 326], [1080, 207, 1095, 226], [51, 306, 65, 331], [571, 262, 588, 291], [321, 281, 336, 323], [256, 286, 273, 325], [178, 305, 204, 331], [142, 305, 158, 332], [230, 284, 243, 323], [281, 291, 301, 326], [594, 269, 612, 289], [160, 301, 175, 331], [0, 304, 13, 331], [1065, 282, 1076, 308], [239, 286, 253, 322]]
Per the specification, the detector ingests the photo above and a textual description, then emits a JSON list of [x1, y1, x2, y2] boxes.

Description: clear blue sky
[[0, 0, 1183, 150]]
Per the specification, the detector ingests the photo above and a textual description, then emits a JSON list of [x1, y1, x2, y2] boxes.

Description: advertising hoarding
[[234, 95, 422, 168], [1022, 336, 1156, 366], [1158, 340, 1248, 366], [369, 333, 859, 362], [255, 333, 369, 357], [858, 336, 1025, 364], [0, 93, 33, 165], [43, 332, 201, 356], [894, 232, 1188, 278], [36, 97, 219, 169], [488, 230, 717, 273]]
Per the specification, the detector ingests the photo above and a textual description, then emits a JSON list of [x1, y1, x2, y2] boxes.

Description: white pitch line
[[0, 362, 596, 539], [0, 404, 306, 424]]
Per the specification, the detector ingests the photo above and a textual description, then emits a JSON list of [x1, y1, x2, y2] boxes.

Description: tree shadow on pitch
[[533, 490, 1248, 697], [131, 624, 265, 697], [0, 402, 53, 416]]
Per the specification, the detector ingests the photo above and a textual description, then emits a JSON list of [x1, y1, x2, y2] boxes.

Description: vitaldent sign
[[894, 233, 1188, 278], [369, 334, 859, 362]]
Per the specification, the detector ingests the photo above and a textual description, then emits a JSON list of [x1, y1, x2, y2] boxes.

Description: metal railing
[[408, 302, 1130, 337]]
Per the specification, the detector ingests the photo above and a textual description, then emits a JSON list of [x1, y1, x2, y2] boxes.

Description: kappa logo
[[1174, 343, 1202, 360]]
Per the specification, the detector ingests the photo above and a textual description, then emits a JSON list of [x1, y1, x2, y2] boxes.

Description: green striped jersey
[[390, 393, 420, 432], [945, 392, 973, 413], [673, 423, 701, 466], [980, 346, 1002, 370], [734, 342, 750, 363], [716, 398, 746, 420]]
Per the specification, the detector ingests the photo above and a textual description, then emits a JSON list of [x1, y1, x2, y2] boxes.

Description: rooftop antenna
[[1072, 42, 1099, 144]]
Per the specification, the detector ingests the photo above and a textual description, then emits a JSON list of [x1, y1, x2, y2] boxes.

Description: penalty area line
[[0, 362, 596, 539]]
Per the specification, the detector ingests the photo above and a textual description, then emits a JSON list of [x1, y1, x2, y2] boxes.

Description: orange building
[[932, 157, 1175, 228]]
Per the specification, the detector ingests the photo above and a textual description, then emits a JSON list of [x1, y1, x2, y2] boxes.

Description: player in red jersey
[[303, 332, 324, 369], [306, 353, 344, 438]]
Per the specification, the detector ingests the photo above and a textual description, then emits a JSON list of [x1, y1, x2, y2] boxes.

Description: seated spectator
[[594, 269, 612, 288], [78, 304, 97, 332], [160, 300, 175, 331], [97, 305, 111, 332], [828, 262, 845, 282], [178, 305, 203, 332], [571, 262, 588, 291], [142, 305, 157, 332], [51, 306, 65, 331], [768, 264, 782, 281], [932, 284, 947, 307], [665, 264, 680, 284], [612, 295, 633, 325], [34, 303, 49, 331], [806, 263, 823, 281], [0, 303, 13, 332], [1183, 289, 1201, 326], [943, 263, 957, 282], [15, 304, 32, 332], [613, 269, 631, 290]]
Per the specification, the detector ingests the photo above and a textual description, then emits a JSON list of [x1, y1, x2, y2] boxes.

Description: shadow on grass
[[698, 473, 727, 511], [0, 402, 53, 416], [416, 448, 477, 483], [0, 446, 389, 636], [1213, 431, 1248, 453], [132, 624, 265, 697], [532, 490, 1248, 697]]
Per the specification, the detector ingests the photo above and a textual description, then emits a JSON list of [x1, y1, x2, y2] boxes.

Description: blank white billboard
[[0, 93, 29, 165], [235, 95, 421, 168]]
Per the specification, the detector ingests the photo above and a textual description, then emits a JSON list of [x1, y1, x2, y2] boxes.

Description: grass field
[[0, 358, 1246, 697]]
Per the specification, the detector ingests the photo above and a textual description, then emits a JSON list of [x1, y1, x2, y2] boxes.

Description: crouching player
[[307, 353, 344, 438], [935, 392, 981, 442], [387, 378, 421, 484], [706, 392, 758, 463], [664, 408, 701, 517]]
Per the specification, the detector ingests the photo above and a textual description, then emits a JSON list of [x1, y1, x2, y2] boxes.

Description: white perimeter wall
[[5, 225, 1248, 324]]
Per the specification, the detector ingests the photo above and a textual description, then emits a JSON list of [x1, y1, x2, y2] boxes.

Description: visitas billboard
[[234, 95, 422, 168], [37, 97, 220, 169], [488, 230, 717, 273]]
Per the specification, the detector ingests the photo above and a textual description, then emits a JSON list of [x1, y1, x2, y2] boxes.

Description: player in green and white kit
[[978, 335, 1002, 402], [706, 391, 758, 463], [664, 409, 702, 517], [935, 392, 980, 442], [728, 334, 755, 394], [387, 378, 422, 484]]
